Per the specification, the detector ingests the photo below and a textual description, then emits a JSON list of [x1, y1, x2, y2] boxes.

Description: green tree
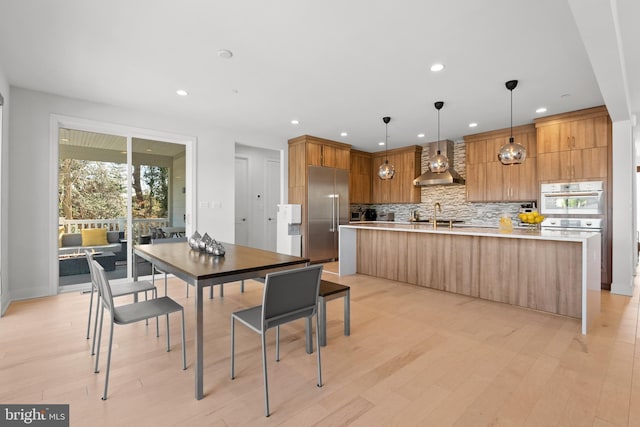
[[58, 159, 126, 220]]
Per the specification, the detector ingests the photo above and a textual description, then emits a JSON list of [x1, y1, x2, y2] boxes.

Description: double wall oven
[[540, 180, 608, 286]]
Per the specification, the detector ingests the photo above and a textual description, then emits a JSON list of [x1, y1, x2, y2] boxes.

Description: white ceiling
[[0, 0, 637, 153]]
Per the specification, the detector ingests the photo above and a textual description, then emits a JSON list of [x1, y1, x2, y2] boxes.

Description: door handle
[[330, 195, 335, 232], [335, 194, 340, 231]]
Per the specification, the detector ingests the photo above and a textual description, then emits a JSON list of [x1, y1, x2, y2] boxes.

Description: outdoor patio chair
[[92, 260, 186, 400], [85, 250, 157, 355], [230, 264, 324, 417]]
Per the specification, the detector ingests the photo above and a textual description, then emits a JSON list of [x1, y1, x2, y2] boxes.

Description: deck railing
[[60, 218, 170, 238]]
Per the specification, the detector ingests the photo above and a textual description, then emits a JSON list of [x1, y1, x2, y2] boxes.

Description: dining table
[[133, 241, 310, 400]]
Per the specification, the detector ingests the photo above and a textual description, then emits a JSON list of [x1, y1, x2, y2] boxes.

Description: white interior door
[[235, 156, 249, 246], [264, 159, 280, 251]]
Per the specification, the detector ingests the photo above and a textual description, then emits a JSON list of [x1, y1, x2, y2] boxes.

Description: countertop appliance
[[308, 166, 349, 263], [351, 211, 362, 221], [363, 208, 377, 221], [540, 181, 604, 215]]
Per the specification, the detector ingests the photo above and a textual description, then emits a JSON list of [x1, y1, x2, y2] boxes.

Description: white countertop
[[341, 222, 599, 242]]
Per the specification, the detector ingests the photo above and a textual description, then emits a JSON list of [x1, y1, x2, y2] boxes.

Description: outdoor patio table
[[133, 241, 310, 400]]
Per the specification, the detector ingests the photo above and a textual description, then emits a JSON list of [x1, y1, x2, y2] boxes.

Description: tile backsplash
[[352, 141, 532, 226]]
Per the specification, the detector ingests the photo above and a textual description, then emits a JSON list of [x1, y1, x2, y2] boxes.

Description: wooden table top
[[135, 241, 310, 281]]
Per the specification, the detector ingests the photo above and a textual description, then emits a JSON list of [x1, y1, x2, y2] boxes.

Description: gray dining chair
[[85, 250, 157, 355], [230, 264, 324, 417], [92, 260, 187, 400]]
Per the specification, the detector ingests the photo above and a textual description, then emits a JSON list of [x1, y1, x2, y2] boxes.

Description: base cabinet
[[356, 228, 583, 318]]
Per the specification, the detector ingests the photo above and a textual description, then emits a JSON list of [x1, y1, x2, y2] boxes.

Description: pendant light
[[428, 101, 449, 173], [378, 116, 395, 180], [498, 80, 527, 165]]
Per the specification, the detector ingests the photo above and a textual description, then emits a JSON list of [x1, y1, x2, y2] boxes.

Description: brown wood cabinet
[[292, 135, 350, 169], [370, 146, 422, 204], [349, 150, 372, 204], [535, 106, 610, 182], [464, 124, 537, 202]]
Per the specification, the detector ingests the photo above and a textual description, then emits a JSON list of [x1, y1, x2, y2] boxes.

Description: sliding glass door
[[57, 127, 188, 288]]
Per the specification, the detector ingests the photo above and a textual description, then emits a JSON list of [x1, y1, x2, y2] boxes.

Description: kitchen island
[[339, 223, 601, 334]]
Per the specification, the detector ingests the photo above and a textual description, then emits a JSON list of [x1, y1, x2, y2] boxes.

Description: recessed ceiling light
[[291, 120, 299, 125], [340, 132, 348, 137], [176, 89, 188, 96], [536, 107, 547, 113], [120, 151, 127, 154], [417, 133, 425, 138], [60, 138, 69, 142], [560, 93, 571, 98], [468, 123, 478, 128], [430, 63, 445, 72], [145, 148, 152, 152], [378, 141, 385, 146], [217, 49, 233, 59]]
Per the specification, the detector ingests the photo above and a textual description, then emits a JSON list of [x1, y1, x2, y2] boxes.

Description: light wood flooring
[[1, 266, 640, 426]]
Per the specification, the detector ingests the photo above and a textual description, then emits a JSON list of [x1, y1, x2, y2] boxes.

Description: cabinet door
[[571, 116, 609, 150], [537, 123, 572, 153], [397, 151, 421, 203], [508, 159, 538, 201], [465, 140, 487, 201], [572, 147, 608, 179], [466, 163, 486, 201], [334, 147, 350, 170], [349, 152, 371, 204], [306, 142, 323, 166], [485, 161, 505, 201], [537, 151, 571, 181]]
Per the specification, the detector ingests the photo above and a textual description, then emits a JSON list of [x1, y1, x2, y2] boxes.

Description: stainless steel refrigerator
[[307, 166, 349, 262]]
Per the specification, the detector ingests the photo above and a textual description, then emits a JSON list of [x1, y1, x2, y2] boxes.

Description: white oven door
[[540, 191, 604, 215]]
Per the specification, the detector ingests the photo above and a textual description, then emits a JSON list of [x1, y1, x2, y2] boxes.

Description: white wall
[[611, 120, 635, 296], [7, 87, 287, 301], [0, 66, 9, 315]]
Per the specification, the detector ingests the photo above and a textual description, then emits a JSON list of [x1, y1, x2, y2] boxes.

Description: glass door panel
[[130, 138, 186, 277], [58, 128, 128, 287]]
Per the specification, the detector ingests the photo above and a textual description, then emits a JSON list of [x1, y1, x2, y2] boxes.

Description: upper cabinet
[[464, 124, 537, 202], [535, 106, 611, 182], [349, 150, 372, 204], [296, 135, 350, 169], [370, 145, 422, 204]]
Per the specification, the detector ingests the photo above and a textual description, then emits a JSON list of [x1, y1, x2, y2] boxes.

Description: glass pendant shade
[[429, 151, 449, 173], [498, 137, 527, 164], [378, 116, 395, 180], [378, 160, 395, 179], [429, 101, 449, 173], [499, 80, 526, 165]]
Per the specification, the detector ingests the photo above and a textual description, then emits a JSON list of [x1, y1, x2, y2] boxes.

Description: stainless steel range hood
[[413, 168, 465, 186], [413, 139, 465, 186]]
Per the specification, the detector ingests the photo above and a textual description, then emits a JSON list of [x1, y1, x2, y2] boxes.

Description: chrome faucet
[[433, 202, 442, 229]]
